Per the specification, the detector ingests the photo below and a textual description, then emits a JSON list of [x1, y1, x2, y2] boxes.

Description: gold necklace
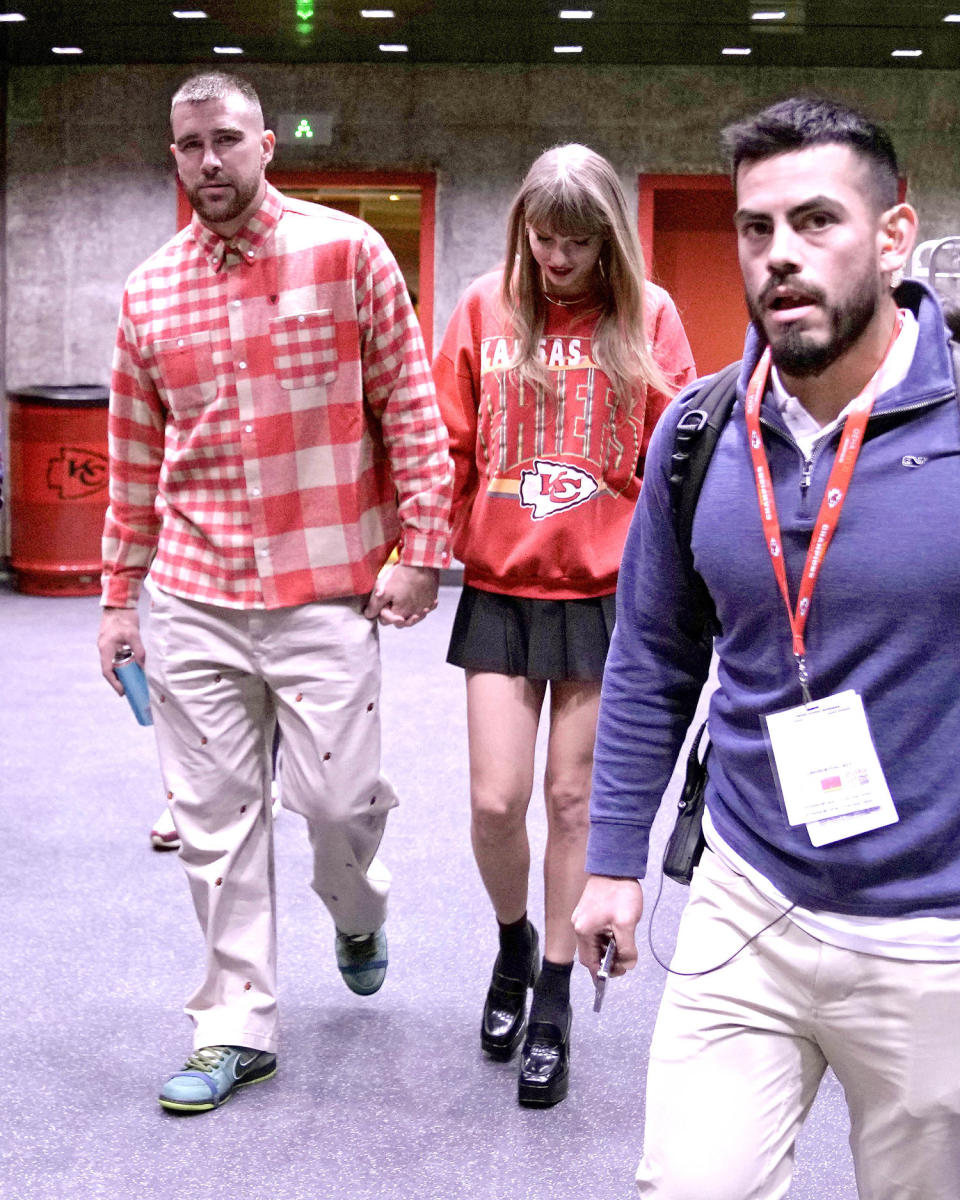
[[543, 290, 589, 307]]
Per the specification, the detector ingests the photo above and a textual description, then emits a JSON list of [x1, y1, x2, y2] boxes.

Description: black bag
[[662, 721, 709, 885], [659, 364, 739, 886], [668, 361, 740, 638]]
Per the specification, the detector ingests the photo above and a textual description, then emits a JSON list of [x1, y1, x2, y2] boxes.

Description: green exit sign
[[276, 112, 334, 147]]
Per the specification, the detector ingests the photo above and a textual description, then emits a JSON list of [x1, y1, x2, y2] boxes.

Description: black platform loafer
[[517, 1009, 571, 1107], [480, 926, 540, 1061]]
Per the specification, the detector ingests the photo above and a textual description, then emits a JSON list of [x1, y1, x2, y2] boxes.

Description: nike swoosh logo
[[232, 1052, 259, 1079]]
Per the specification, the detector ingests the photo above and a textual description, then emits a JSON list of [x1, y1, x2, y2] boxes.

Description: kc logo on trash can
[[46, 446, 109, 499]]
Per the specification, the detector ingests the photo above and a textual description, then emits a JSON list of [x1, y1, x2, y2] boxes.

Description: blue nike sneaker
[[159, 1045, 277, 1113]]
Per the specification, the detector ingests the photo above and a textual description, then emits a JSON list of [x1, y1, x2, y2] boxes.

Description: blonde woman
[[433, 144, 696, 1106]]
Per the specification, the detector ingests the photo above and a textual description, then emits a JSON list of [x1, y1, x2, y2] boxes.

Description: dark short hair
[[722, 96, 899, 211], [170, 72, 263, 123]]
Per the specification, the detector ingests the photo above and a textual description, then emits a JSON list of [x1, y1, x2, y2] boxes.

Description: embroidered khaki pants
[[144, 585, 395, 1053]]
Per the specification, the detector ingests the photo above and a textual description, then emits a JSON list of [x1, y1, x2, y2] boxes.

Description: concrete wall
[[7, 61, 960, 387], [3, 60, 960, 549]]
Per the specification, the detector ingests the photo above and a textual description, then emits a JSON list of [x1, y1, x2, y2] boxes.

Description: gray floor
[[1, 582, 857, 1200]]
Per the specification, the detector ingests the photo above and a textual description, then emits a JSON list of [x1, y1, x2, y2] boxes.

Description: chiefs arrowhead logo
[[46, 446, 109, 499], [519, 458, 599, 520]]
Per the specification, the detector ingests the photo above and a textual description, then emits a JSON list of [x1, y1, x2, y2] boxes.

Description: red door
[[639, 175, 748, 377]]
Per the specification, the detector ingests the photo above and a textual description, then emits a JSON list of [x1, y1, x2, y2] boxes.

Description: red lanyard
[[744, 313, 903, 702]]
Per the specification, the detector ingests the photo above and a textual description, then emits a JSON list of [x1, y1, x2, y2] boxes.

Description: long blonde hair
[[500, 143, 671, 409]]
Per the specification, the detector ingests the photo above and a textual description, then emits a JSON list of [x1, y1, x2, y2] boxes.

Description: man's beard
[[186, 177, 258, 227], [748, 273, 881, 378]]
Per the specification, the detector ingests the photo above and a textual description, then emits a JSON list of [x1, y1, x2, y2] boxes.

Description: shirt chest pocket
[[153, 331, 217, 418], [269, 309, 339, 390]]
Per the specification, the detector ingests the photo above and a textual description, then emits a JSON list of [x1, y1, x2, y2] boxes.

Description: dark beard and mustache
[[747, 273, 882, 377], [185, 176, 259, 227]]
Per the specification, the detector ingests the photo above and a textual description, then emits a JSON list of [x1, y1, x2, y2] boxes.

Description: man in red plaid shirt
[[96, 72, 452, 1113]]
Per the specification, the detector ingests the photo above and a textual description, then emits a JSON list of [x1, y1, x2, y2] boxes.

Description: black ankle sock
[[497, 915, 534, 976], [528, 958, 573, 1028]]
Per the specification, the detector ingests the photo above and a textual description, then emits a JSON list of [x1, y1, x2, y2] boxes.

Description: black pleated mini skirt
[[446, 585, 617, 682]]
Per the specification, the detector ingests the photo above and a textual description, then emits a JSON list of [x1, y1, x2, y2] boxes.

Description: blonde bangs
[[521, 181, 609, 240]]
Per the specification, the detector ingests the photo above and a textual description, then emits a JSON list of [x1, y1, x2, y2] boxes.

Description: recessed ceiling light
[[172, 9, 207, 17], [554, 44, 583, 53], [214, 45, 244, 54], [559, 9, 594, 17], [722, 46, 752, 55], [379, 43, 408, 51], [0, 12, 26, 21], [751, 10, 786, 19], [943, 14, 960, 21], [362, 8, 395, 16], [388, 194, 400, 201], [52, 46, 83, 54], [891, 48, 922, 56]]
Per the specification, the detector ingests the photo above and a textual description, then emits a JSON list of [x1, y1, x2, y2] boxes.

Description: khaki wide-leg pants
[[144, 585, 396, 1054], [636, 848, 960, 1200]]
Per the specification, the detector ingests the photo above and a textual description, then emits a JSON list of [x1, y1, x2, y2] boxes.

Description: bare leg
[[516, 680, 600, 1105], [541, 680, 602, 963], [465, 670, 546, 923]]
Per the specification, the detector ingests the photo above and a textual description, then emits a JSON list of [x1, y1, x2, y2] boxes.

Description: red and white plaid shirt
[[102, 183, 451, 609]]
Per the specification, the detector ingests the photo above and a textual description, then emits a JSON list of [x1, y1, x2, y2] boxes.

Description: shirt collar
[[191, 182, 284, 272]]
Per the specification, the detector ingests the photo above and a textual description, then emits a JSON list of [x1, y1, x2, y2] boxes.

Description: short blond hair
[[170, 72, 263, 125]]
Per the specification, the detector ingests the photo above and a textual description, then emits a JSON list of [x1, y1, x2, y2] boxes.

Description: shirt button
[[238, 361, 247, 370], [232, 300, 241, 309], [244, 424, 253, 433], [298, 315, 306, 323], [247, 250, 254, 258], [251, 487, 261, 497], [177, 338, 184, 347]]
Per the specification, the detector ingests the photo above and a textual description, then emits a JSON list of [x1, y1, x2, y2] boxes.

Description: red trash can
[[7, 385, 110, 596]]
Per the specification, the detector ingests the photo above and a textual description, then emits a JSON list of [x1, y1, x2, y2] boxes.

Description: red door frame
[[177, 169, 437, 356]]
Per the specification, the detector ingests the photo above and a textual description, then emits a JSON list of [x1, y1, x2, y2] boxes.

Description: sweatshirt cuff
[[585, 820, 651, 879]]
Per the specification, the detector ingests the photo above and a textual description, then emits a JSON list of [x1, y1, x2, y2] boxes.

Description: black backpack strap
[[668, 360, 741, 638]]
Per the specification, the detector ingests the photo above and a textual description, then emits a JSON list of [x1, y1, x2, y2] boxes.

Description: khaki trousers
[[144, 586, 396, 1054], [637, 849, 960, 1200]]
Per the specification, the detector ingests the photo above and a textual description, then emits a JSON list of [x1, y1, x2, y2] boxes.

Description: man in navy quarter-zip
[[574, 96, 960, 1199]]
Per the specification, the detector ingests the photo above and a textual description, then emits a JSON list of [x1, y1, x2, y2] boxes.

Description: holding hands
[[364, 564, 440, 628]]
